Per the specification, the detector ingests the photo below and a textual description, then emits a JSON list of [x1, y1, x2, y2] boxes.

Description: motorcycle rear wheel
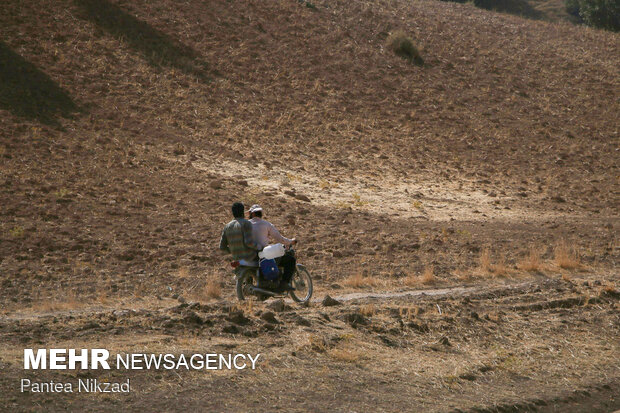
[[235, 268, 256, 301]]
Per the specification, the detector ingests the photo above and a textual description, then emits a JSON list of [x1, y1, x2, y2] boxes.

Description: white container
[[258, 243, 285, 259]]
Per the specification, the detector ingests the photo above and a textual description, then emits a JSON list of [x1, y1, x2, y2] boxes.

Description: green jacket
[[219, 218, 259, 261]]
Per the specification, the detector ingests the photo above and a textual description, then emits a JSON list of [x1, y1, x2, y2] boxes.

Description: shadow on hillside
[[0, 41, 78, 126], [473, 0, 544, 19], [74, 0, 213, 81]]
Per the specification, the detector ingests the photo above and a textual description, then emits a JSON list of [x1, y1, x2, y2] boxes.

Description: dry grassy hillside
[[0, 0, 618, 410], [1, 0, 618, 304]]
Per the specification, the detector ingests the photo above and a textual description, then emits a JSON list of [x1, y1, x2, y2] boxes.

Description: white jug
[[259, 243, 285, 259]]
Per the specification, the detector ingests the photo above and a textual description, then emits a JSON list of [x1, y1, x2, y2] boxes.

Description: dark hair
[[253, 210, 263, 218], [231, 202, 244, 218]]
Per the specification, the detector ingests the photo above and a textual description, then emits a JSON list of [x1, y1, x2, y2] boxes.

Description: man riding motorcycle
[[248, 204, 297, 292]]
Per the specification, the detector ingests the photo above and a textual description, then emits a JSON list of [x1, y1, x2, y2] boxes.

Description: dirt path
[[2, 281, 525, 321]]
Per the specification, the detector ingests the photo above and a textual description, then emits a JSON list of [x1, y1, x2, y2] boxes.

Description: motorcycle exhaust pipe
[[248, 286, 277, 296]]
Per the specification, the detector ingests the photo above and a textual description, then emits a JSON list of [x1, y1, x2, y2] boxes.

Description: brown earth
[[0, 0, 618, 411]]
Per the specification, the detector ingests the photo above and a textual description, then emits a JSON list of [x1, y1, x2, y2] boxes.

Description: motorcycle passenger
[[248, 204, 297, 291], [219, 202, 259, 265]]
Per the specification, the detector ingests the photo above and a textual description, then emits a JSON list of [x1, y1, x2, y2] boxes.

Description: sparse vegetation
[[343, 271, 379, 288], [9, 225, 24, 238], [479, 248, 492, 273], [479, 248, 509, 277], [359, 304, 376, 316], [492, 255, 508, 277], [399, 306, 419, 320], [328, 346, 361, 363], [204, 276, 222, 299], [352, 192, 369, 207], [386, 31, 423, 65], [403, 266, 435, 285], [554, 240, 581, 269], [421, 265, 435, 284], [518, 246, 543, 272]]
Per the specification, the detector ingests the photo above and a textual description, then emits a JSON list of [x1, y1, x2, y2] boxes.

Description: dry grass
[[205, 276, 222, 299], [479, 248, 492, 273], [454, 269, 473, 281], [404, 266, 435, 285], [554, 240, 581, 269], [176, 266, 190, 278], [133, 282, 147, 298], [31, 290, 80, 312], [96, 288, 111, 304], [479, 248, 509, 277], [399, 306, 419, 321], [518, 246, 543, 272], [403, 271, 419, 286], [600, 283, 618, 297], [359, 304, 376, 317], [328, 347, 361, 363], [188, 274, 222, 302], [421, 265, 435, 284], [309, 334, 328, 352], [492, 254, 508, 277], [343, 271, 379, 288]]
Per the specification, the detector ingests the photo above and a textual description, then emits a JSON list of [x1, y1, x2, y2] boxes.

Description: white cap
[[248, 204, 263, 213]]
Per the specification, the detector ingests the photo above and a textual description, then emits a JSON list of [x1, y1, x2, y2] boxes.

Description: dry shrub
[[600, 283, 619, 298], [205, 276, 222, 299], [359, 304, 376, 317], [421, 265, 435, 284], [309, 334, 328, 352], [386, 31, 424, 65], [96, 288, 110, 304], [328, 347, 361, 363], [343, 272, 378, 288], [454, 269, 472, 281], [189, 274, 222, 302], [176, 266, 190, 278], [554, 240, 581, 269], [518, 246, 542, 271], [32, 290, 80, 312], [403, 272, 419, 286], [399, 306, 419, 321], [403, 266, 435, 285], [479, 248, 509, 277], [492, 254, 508, 277], [479, 248, 492, 273], [133, 282, 146, 298]]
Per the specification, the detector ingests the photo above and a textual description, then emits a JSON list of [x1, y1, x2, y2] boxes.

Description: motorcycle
[[231, 248, 313, 303]]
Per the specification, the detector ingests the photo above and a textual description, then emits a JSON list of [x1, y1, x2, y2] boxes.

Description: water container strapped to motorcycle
[[258, 243, 286, 259]]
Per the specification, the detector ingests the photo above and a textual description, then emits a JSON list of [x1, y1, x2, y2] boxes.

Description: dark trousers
[[276, 251, 296, 283]]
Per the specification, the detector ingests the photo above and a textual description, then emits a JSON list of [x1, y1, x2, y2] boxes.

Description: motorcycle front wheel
[[289, 265, 313, 303]]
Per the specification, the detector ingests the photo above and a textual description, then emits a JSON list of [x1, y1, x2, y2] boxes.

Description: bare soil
[[0, 0, 618, 411]]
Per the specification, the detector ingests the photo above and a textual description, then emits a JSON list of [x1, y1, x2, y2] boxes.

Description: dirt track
[[2, 275, 619, 412]]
